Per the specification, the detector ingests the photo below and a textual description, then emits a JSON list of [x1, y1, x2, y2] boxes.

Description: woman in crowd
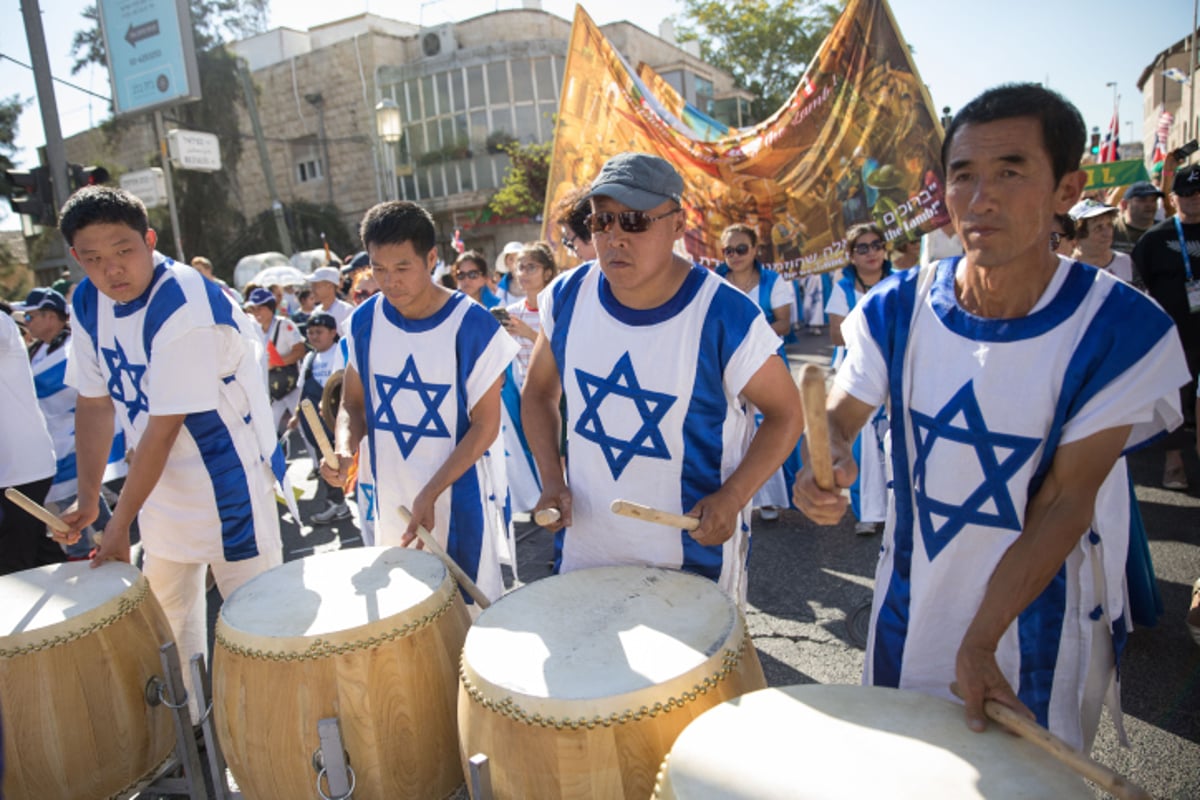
[[454, 250, 501, 308], [1051, 212, 1077, 258], [1069, 198, 1134, 282], [824, 223, 892, 535], [716, 223, 797, 522], [555, 188, 598, 264]]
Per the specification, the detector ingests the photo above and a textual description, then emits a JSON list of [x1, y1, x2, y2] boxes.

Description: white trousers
[[143, 547, 282, 718]]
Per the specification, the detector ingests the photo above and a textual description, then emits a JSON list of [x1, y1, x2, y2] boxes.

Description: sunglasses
[[455, 270, 483, 281], [585, 207, 681, 234], [851, 240, 886, 255], [722, 243, 752, 257], [561, 231, 579, 254], [517, 262, 545, 274]]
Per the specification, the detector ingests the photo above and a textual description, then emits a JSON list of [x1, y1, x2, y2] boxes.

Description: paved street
[[243, 334, 1200, 800]]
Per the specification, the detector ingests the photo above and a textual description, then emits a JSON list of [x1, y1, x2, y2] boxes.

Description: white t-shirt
[[299, 344, 345, 389], [504, 299, 542, 389], [318, 298, 355, 330], [266, 316, 303, 365], [0, 314, 55, 486]]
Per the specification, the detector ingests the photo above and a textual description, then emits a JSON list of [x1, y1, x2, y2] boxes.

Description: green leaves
[[489, 140, 552, 220]]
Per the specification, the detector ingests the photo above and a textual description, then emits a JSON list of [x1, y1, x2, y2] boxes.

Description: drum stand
[[468, 753, 495, 800]]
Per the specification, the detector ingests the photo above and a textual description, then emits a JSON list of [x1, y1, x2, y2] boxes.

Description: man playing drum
[[322, 201, 518, 606], [792, 84, 1189, 751], [522, 153, 803, 603], [57, 186, 286, 677]]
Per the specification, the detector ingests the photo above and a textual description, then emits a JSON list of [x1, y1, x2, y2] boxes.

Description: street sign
[[120, 167, 168, 208], [97, 0, 201, 116], [167, 129, 221, 172]]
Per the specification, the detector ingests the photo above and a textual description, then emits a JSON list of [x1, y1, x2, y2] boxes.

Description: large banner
[[544, 0, 949, 276], [636, 63, 730, 142]]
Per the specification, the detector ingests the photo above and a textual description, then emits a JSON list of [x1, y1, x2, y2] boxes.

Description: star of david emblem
[[101, 339, 149, 423], [371, 355, 451, 459], [909, 381, 1041, 560], [574, 352, 677, 480], [359, 484, 376, 522]]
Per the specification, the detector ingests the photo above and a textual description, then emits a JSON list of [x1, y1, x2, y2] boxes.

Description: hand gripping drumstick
[[300, 399, 339, 471], [798, 364, 835, 492], [949, 683, 1151, 800], [610, 500, 700, 531], [3, 488, 101, 545], [397, 505, 491, 609], [533, 508, 561, 526]]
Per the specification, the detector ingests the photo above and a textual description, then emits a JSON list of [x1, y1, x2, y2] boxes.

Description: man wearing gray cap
[[1111, 181, 1163, 255], [521, 152, 803, 603]]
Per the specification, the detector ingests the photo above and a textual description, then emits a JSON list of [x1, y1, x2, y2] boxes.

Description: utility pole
[[154, 111, 186, 262], [238, 60, 293, 255], [20, 0, 69, 215]]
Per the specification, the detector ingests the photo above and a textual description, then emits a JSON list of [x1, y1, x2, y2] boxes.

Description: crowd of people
[[2, 82, 1198, 761]]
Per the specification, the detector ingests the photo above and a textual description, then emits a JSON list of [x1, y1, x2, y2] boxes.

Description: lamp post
[[376, 98, 403, 201]]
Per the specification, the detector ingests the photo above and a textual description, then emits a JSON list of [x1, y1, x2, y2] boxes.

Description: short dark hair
[[942, 83, 1086, 186], [454, 250, 489, 276], [846, 223, 885, 250], [518, 241, 557, 281], [1052, 212, 1076, 239], [720, 223, 758, 247], [59, 186, 149, 247], [555, 188, 592, 244], [359, 201, 436, 256]]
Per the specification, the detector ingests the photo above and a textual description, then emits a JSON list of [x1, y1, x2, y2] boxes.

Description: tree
[[675, 0, 841, 122], [0, 95, 27, 196], [488, 141, 551, 220]]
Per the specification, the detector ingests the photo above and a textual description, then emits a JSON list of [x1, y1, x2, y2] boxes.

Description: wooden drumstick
[[949, 683, 1151, 800], [533, 508, 561, 526], [6, 488, 70, 533], [610, 500, 700, 531], [397, 506, 491, 609], [798, 364, 835, 492], [300, 399, 339, 471]]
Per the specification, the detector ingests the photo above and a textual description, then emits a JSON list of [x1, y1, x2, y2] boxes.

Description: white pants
[[143, 547, 282, 718]]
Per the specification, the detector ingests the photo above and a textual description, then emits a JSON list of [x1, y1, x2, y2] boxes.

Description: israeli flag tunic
[[836, 255, 1188, 750], [66, 257, 284, 564], [540, 262, 782, 603]]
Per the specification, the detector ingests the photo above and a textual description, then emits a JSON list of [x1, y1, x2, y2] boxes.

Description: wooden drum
[[0, 561, 176, 800], [458, 566, 767, 799], [213, 546, 470, 800], [653, 685, 1094, 799]]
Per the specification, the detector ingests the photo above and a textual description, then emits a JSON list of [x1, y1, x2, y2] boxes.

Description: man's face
[[70, 223, 158, 304], [248, 304, 274, 330], [591, 195, 683, 296], [945, 117, 1082, 271], [25, 309, 62, 343], [1122, 195, 1158, 229], [312, 280, 336, 305], [369, 240, 437, 316], [1172, 189, 1200, 222], [307, 324, 336, 352]]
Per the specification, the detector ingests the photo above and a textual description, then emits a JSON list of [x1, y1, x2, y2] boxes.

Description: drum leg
[[316, 717, 356, 799], [190, 653, 235, 800], [145, 641, 211, 799], [469, 753, 495, 800]]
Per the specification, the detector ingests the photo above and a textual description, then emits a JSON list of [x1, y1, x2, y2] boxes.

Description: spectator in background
[[1069, 199, 1133, 283], [191, 255, 242, 303], [310, 266, 354, 330], [555, 188, 598, 263], [294, 312, 350, 525], [454, 250, 500, 308], [1051, 213, 1076, 257], [51, 268, 73, 300], [245, 287, 306, 435], [494, 241, 525, 305], [890, 237, 921, 270], [1133, 164, 1200, 491], [1111, 181, 1163, 255], [291, 288, 316, 327]]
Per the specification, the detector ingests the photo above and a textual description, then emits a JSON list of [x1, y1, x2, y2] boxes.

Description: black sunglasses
[[723, 243, 751, 257], [852, 240, 886, 255], [585, 207, 681, 234], [455, 270, 483, 281]]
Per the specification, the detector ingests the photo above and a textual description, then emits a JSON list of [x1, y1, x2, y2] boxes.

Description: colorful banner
[[544, 0, 949, 277], [1082, 159, 1150, 191], [636, 63, 730, 141]]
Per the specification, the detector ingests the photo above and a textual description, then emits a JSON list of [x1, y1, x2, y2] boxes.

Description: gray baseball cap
[[584, 153, 683, 211]]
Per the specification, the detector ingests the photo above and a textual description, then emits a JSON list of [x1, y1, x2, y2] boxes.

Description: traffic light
[[1090, 131, 1101, 156], [70, 164, 111, 191], [4, 166, 55, 227]]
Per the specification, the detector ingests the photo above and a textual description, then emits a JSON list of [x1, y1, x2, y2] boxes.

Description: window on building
[[512, 59, 534, 103], [467, 65, 485, 108], [694, 75, 714, 114], [297, 158, 323, 183], [534, 57, 555, 98], [487, 61, 509, 105]]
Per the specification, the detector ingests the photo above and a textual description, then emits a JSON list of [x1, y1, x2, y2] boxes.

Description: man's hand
[[58, 498, 100, 547], [792, 435, 856, 525], [533, 480, 573, 531], [401, 486, 438, 547], [685, 489, 743, 547], [90, 518, 132, 567], [320, 451, 352, 488], [954, 640, 1035, 732]]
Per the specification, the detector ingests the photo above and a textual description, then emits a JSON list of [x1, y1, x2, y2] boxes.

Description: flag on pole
[[451, 228, 465, 254], [1099, 109, 1120, 163], [1163, 67, 1190, 85]]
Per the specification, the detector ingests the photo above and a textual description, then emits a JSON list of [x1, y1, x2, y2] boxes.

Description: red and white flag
[[1099, 109, 1120, 163], [452, 228, 465, 254], [1152, 106, 1174, 164]]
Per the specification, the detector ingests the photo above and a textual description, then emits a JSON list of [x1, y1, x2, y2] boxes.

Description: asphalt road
[[215, 334, 1199, 800]]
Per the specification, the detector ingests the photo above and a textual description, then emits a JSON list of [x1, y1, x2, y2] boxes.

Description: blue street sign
[[98, 0, 201, 116]]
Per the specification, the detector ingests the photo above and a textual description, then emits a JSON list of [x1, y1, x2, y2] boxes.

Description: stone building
[[1138, 31, 1200, 160]]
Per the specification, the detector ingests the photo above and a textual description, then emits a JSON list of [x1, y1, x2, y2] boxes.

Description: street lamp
[[375, 98, 403, 201]]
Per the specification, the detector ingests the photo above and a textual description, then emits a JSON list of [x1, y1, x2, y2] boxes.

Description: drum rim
[[0, 563, 152, 657], [215, 564, 462, 659]]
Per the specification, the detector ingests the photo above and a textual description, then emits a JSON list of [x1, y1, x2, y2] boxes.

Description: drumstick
[[798, 364, 835, 492], [397, 506, 491, 609], [949, 683, 1151, 800], [5, 488, 70, 533], [300, 399, 339, 471], [610, 500, 699, 531], [533, 508, 561, 526]]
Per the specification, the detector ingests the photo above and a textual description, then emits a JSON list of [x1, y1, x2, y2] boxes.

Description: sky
[[1, 0, 1195, 230]]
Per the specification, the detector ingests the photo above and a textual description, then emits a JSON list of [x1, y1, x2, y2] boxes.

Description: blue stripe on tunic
[[33, 358, 68, 399], [184, 410, 259, 561]]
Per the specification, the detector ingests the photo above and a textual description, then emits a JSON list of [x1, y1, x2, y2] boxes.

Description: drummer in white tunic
[[323, 201, 518, 605]]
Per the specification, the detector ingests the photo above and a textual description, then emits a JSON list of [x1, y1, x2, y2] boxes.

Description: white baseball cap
[[310, 266, 341, 285], [495, 242, 522, 274]]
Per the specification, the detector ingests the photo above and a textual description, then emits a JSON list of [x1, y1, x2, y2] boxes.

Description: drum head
[[658, 685, 1092, 799], [219, 546, 449, 641], [0, 560, 143, 638], [464, 566, 739, 702]]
